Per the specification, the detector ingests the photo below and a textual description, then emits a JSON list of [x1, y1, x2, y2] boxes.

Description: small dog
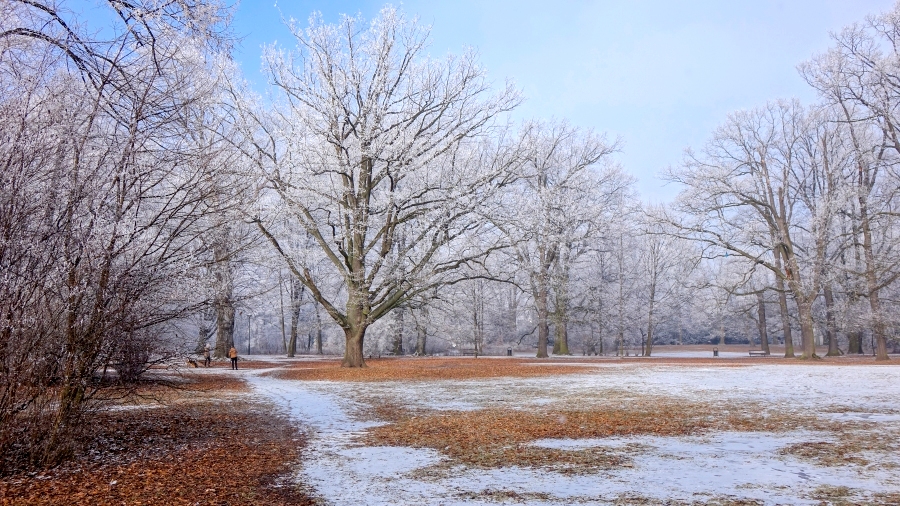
[[186, 358, 199, 368]]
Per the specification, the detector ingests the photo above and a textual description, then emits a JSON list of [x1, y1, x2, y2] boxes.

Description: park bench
[[461, 348, 479, 357], [748, 349, 769, 356]]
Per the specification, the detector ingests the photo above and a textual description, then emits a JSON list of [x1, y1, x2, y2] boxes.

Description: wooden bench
[[461, 348, 479, 357], [748, 349, 769, 356]]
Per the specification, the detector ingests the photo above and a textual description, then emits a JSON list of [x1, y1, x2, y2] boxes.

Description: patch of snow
[[522, 431, 895, 503], [653, 350, 749, 358]]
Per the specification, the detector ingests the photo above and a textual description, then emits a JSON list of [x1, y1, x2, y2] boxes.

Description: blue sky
[[77, 0, 897, 201], [230, 1, 894, 201]]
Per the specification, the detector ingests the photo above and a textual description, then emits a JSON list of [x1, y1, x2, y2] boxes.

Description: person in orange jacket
[[228, 346, 238, 370]]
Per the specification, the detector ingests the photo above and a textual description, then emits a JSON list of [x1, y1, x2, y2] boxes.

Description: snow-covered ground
[[245, 361, 900, 505]]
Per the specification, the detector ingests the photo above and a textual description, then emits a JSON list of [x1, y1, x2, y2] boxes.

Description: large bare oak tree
[[247, 8, 520, 367]]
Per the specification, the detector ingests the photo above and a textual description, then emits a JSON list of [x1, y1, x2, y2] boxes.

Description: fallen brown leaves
[[202, 359, 286, 370], [269, 357, 599, 381], [779, 422, 900, 470], [265, 353, 893, 384], [363, 398, 825, 473], [0, 373, 315, 506], [780, 441, 869, 467], [78, 372, 252, 414]]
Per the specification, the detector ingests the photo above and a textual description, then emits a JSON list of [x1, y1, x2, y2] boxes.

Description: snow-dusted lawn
[[245, 359, 900, 505]]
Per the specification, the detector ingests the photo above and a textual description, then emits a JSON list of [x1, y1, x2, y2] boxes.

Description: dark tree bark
[[392, 308, 405, 356], [773, 250, 795, 358], [756, 291, 770, 355], [552, 262, 571, 355], [314, 302, 324, 355], [195, 308, 215, 354], [858, 195, 890, 360], [535, 280, 550, 358], [848, 331, 865, 354], [823, 284, 841, 356], [287, 278, 304, 357], [643, 284, 656, 357], [414, 322, 427, 356], [212, 231, 236, 360], [214, 301, 235, 360]]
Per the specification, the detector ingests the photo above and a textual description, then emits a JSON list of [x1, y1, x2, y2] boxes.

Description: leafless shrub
[[0, 0, 234, 473]]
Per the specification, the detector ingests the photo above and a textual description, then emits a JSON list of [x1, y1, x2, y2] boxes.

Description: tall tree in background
[[636, 211, 698, 357], [667, 101, 845, 359], [497, 121, 626, 358], [801, 10, 900, 360]]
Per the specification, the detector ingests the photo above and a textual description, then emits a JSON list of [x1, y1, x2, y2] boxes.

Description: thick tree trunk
[[392, 308, 404, 355], [472, 283, 485, 354], [506, 285, 518, 346], [535, 282, 550, 358], [342, 325, 366, 367], [536, 319, 549, 358], [774, 266, 795, 357], [552, 267, 571, 355], [413, 306, 428, 356], [340, 284, 367, 366], [314, 303, 324, 355], [848, 331, 864, 354], [796, 299, 818, 359], [552, 287, 570, 355], [553, 320, 570, 355], [210, 227, 235, 359], [288, 305, 299, 357], [771, 231, 797, 359], [756, 292, 770, 355], [823, 284, 841, 356], [776, 290, 794, 357], [783, 244, 818, 359], [868, 291, 890, 360], [415, 324, 427, 356], [287, 277, 303, 357], [862, 263, 890, 359], [858, 170, 890, 360], [214, 302, 235, 359], [644, 286, 656, 357], [195, 308, 214, 354]]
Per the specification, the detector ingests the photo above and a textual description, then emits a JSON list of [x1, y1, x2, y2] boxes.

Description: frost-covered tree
[[247, 8, 520, 367], [667, 101, 849, 359], [635, 209, 699, 356], [496, 121, 626, 357], [0, 0, 234, 468], [800, 8, 900, 360]]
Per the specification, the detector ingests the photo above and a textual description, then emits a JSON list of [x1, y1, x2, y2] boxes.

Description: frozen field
[[243, 359, 900, 505]]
